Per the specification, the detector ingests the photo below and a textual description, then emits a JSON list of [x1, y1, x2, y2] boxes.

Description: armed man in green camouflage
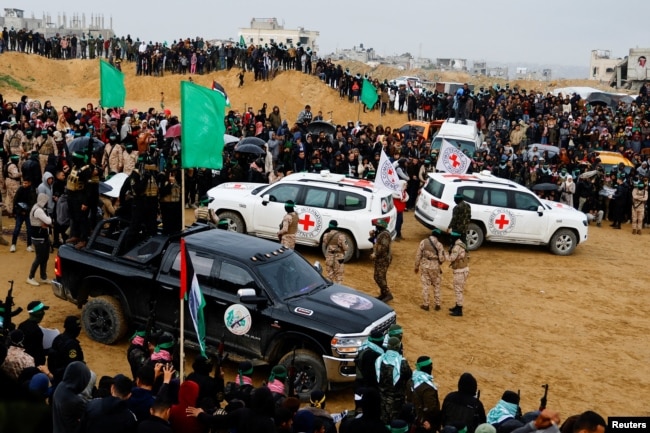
[[370, 219, 393, 302], [448, 193, 471, 244]]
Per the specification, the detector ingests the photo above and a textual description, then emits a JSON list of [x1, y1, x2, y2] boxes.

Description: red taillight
[[371, 216, 391, 226], [54, 255, 62, 278], [430, 198, 449, 210]]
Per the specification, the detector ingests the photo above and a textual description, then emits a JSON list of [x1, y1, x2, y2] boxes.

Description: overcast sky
[[15, 0, 649, 67]]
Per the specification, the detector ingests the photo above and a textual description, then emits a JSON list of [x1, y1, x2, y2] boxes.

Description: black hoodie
[[81, 395, 137, 433], [51, 361, 91, 433], [440, 372, 486, 433]]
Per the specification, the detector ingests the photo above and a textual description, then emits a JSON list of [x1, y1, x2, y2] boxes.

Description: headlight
[[331, 335, 367, 355]]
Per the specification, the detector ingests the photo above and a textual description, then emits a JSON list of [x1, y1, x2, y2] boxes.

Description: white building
[[0, 7, 114, 40], [589, 50, 620, 82], [239, 18, 319, 53]]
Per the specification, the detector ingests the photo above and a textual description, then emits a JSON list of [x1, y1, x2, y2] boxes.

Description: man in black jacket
[[17, 300, 49, 366], [440, 372, 486, 433], [81, 374, 137, 433]]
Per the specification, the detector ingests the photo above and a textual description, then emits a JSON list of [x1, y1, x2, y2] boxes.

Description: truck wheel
[[466, 223, 484, 251], [321, 231, 357, 263], [549, 228, 576, 256], [81, 296, 127, 345], [218, 211, 245, 233], [279, 349, 327, 401]]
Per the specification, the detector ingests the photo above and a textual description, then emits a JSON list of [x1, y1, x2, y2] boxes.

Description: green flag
[[99, 59, 125, 108], [181, 81, 226, 170], [240, 35, 246, 47], [361, 78, 378, 110]]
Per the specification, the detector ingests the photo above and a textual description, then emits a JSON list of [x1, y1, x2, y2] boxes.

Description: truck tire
[[466, 222, 484, 251], [218, 211, 245, 233], [279, 349, 327, 401], [81, 296, 128, 345], [321, 231, 357, 263], [549, 228, 576, 256]]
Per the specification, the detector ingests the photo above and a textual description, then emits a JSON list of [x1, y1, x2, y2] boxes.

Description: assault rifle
[[1, 281, 22, 338], [287, 346, 297, 397], [539, 384, 549, 411], [142, 299, 158, 349]]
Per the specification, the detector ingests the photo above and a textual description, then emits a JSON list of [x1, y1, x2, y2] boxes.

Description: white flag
[[376, 149, 401, 193], [436, 139, 471, 174]]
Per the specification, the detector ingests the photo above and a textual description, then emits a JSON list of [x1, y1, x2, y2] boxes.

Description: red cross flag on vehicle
[[436, 139, 471, 174]]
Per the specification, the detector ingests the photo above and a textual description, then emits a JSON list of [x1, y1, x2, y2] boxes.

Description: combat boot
[[632, 229, 637, 234], [450, 306, 463, 317], [449, 304, 459, 312]]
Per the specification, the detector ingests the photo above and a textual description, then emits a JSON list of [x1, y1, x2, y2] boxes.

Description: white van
[[431, 119, 482, 156]]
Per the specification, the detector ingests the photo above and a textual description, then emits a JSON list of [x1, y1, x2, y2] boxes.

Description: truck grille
[[372, 313, 396, 335]]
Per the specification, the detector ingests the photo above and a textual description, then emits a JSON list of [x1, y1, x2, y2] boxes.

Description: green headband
[[388, 328, 403, 336], [154, 341, 174, 352], [416, 358, 432, 370], [28, 302, 47, 314], [387, 425, 409, 433], [130, 330, 146, 340]]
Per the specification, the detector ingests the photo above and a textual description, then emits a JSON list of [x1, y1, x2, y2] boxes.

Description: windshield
[[432, 137, 476, 155], [257, 252, 327, 299]]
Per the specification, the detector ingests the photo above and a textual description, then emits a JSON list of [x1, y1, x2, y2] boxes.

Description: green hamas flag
[[361, 78, 378, 110], [181, 81, 226, 170], [100, 59, 125, 108], [240, 35, 246, 47]]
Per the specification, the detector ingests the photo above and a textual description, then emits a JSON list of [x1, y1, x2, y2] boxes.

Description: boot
[[638, 230, 642, 235], [450, 305, 463, 316], [633, 229, 637, 234], [449, 304, 459, 312]]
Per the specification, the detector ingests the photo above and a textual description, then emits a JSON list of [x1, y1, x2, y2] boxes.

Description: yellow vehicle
[[596, 151, 634, 174], [397, 120, 444, 142]]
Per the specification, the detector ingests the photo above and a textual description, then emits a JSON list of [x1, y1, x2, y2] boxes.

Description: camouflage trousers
[[374, 257, 391, 296], [452, 267, 469, 306], [632, 207, 645, 230], [325, 252, 344, 284], [280, 233, 296, 249], [420, 261, 442, 307], [39, 155, 49, 175], [4, 179, 20, 216]]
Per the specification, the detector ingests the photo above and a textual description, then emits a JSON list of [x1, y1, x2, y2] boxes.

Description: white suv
[[415, 171, 588, 255], [207, 171, 397, 261]]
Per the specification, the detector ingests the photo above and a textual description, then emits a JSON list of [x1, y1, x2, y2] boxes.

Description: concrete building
[[589, 50, 620, 82], [334, 44, 376, 63], [0, 7, 114, 40], [472, 61, 487, 76], [239, 18, 319, 53], [436, 58, 468, 71]]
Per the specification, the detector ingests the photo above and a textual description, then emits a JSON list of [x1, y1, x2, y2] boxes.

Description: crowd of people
[[0, 298, 608, 433], [0, 39, 646, 432]]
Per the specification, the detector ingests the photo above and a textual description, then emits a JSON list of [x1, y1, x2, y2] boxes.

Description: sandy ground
[[1, 53, 648, 418], [2, 208, 649, 418]]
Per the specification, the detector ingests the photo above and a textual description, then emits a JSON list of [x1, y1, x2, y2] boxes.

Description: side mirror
[[261, 194, 270, 206], [313, 260, 323, 274], [238, 288, 267, 306], [537, 205, 544, 216]]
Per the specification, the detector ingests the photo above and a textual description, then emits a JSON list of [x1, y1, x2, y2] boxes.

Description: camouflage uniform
[[4, 129, 26, 159], [631, 187, 647, 234], [415, 234, 446, 309], [449, 199, 471, 243], [36, 134, 55, 175], [121, 149, 139, 176], [323, 229, 348, 284], [447, 239, 469, 308], [277, 211, 298, 249], [372, 229, 392, 298], [4, 159, 22, 216], [103, 142, 124, 176]]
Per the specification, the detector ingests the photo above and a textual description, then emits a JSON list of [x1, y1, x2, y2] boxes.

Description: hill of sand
[[0, 53, 616, 126], [1, 53, 649, 420]]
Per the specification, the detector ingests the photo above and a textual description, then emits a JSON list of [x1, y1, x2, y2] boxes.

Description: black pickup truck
[[52, 218, 396, 395]]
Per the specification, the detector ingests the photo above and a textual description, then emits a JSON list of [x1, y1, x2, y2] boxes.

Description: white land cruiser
[[415, 171, 588, 255], [207, 171, 397, 261]]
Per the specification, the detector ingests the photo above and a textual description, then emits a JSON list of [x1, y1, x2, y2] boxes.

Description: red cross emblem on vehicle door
[[449, 154, 461, 168], [299, 214, 316, 231], [494, 214, 510, 230]]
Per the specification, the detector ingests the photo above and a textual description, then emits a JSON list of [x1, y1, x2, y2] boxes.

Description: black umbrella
[[532, 183, 558, 192], [238, 136, 266, 147], [235, 143, 266, 155], [306, 120, 336, 136], [67, 136, 105, 155]]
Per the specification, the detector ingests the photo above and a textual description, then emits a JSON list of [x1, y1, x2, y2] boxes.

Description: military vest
[[66, 166, 87, 191], [288, 212, 298, 234]]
